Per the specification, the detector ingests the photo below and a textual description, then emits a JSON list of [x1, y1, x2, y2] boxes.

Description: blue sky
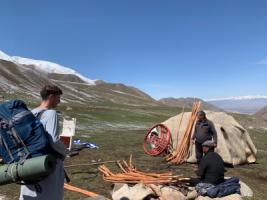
[[1, 0, 267, 100]]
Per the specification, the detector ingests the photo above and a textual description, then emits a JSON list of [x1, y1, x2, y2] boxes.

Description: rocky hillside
[[255, 106, 267, 119], [0, 58, 158, 106], [159, 97, 222, 111]]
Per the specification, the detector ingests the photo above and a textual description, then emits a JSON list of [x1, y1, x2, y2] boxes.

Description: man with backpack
[[20, 84, 68, 200]]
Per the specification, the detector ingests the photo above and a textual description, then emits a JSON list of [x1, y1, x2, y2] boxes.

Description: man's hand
[[214, 143, 217, 147]]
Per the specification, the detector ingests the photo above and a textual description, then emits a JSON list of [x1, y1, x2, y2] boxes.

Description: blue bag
[[216, 177, 241, 197], [0, 100, 51, 163], [206, 177, 241, 198]]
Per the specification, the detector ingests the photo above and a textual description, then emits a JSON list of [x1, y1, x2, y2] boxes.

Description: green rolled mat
[[0, 154, 57, 185]]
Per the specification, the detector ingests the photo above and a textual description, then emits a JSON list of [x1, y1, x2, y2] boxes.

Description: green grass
[[1, 128, 266, 200], [58, 104, 183, 134], [64, 128, 267, 200], [227, 128, 267, 200], [0, 102, 266, 199]]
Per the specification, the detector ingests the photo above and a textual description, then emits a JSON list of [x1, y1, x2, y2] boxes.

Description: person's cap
[[197, 110, 206, 115], [202, 140, 215, 147]]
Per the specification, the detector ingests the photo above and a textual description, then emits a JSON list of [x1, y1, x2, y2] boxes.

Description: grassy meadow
[[0, 103, 266, 200]]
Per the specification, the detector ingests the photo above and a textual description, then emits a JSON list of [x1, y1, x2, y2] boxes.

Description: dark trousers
[[195, 141, 203, 164]]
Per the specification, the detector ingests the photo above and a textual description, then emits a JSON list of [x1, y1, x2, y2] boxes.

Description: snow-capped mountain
[[206, 96, 267, 114], [0, 50, 158, 106], [206, 95, 267, 101], [0, 50, 13, 62], [0, 50, 96, 85]]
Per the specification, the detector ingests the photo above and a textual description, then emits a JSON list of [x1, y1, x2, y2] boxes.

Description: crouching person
[[20, 85, 69, 200], [195, 140, 240, 198]]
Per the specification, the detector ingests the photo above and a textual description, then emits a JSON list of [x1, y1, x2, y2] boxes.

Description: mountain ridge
[[208, 98, 267, 114], [254, 106, 267, 119], [206, 95, 267, 101], [159, 97, 222, 111], [0, 58, 159, 106], [3, 49, 266, 114], [0, 50, 96, 85]]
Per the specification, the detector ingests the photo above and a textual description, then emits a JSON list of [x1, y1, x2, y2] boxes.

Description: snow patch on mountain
[[0, 50, 12, 61], [0, 50, 96, 85], [110, 89, 149, 99], [206, 95, 267, 101], [206, 95, 267, 114]]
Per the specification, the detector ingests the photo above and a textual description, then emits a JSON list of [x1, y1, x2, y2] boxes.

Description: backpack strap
[[0, 133, 15, 163], [35, 109, 47, 120], [9, 112, 31, 163]]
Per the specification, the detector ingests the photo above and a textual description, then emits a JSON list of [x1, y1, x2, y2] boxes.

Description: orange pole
[[64, 183, 99, 197]]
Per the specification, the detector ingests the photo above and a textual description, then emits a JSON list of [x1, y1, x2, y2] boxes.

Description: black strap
[[34, 183, 42, 193], [64, 169, 70, 183], [35, 109, 47, 120], [10, 127, 30, 163], [16, 181, 43, 194], [1, 133, 15, 163]]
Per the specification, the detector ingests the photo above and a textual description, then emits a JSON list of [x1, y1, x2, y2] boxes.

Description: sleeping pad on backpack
[[0, 154, 57, 185]]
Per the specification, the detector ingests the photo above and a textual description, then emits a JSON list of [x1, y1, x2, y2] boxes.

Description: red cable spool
[[143, 124, 171, 156]]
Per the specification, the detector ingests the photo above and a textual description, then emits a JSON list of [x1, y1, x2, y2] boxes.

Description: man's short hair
[[40, 84, 63, 100]]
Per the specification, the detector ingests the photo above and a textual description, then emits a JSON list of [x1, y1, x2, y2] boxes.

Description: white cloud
[[257, 59, 267, 65]]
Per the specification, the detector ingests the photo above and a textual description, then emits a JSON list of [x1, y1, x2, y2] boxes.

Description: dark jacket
[[192, 119, 217, 144], [196, 151, 225, 185]]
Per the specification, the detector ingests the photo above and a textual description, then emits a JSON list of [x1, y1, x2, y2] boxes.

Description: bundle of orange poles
[[166, 101, 201, 164], [98, 155, 186, 184]]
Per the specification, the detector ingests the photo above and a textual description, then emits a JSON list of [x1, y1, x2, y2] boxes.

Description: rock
[[112, 183, 152, 200], [239, 181, 253, 197], [112, 183, 186, 200]]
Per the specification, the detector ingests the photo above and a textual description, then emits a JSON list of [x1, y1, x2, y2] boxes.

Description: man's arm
[[45, 110, 69, 158], [191, 125, 197, 141], [209, 121, 217, 144]]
